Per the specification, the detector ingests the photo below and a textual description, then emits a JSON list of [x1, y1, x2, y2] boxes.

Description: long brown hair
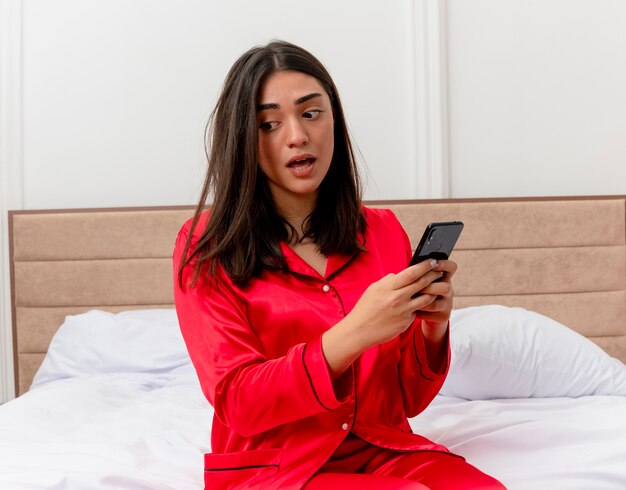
[[178, 40, 366, 287]]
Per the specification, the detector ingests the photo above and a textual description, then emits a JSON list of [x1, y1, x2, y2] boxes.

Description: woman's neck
[[281, 211, 311, 244], [273, 194, 317, 242]]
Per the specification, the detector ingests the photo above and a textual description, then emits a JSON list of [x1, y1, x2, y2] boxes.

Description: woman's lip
[[287, 153, 316, 165], [288, 159, 315, 177]]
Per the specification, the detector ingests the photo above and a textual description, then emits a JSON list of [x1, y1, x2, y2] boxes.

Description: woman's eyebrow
[[257, 102, 279, 112], [257, 93, 323, 112], [294, 92, 322, 105]]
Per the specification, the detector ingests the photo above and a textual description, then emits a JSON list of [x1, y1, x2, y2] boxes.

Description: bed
[[3, 196, 626, 489]]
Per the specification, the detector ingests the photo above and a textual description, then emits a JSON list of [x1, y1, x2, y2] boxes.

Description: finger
[[418, 297, 451, 313], [390, 259, 439, 289], [432, 259, 458, 282], [409, 293, 437, 311], [432, 259, 457, 275], [420, 281, 454, 299], [405, 271, 444, 298]]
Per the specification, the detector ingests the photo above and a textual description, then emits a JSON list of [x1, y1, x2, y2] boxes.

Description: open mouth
[[287, 157, 316, 170]]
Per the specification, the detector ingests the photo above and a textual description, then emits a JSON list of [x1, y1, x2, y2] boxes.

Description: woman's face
[[256, 70, 334, 213]]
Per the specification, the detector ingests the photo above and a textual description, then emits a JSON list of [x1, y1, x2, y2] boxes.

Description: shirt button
[[322, 284, 330, 293], [341, 423, 349, 431]]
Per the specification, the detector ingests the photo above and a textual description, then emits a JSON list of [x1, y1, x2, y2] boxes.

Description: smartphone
[[409, 221, 464, 266]]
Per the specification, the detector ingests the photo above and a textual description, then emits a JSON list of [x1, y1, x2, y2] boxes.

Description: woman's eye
[[259, 121, 279, 131], [302, 109, 323, 120]]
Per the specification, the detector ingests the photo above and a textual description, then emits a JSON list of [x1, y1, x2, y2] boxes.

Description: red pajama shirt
[[173, 206, 455, 490]]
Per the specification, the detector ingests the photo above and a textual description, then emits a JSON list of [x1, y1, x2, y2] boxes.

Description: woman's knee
[[370, 451, 506, 490]]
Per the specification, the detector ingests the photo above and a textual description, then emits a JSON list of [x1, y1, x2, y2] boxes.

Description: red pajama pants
[[305, 435, 506, 490]]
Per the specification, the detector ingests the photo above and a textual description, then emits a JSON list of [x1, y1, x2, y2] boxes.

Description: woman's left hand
[[416, 259, 457, 330]]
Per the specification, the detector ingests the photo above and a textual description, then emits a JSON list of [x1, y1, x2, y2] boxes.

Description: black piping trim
[[412, 328, 437, 381], [302, 343, 331, 411], [325, 250, 361, 282]]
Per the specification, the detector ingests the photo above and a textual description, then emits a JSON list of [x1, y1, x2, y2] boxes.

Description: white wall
[[2, 0, 626, 402], [19, 0, 423, 209], [447, 0, 626, 197]]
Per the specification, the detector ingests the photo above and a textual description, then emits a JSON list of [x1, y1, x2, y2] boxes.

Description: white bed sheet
[[412, 395, 626, 489], [0, 365, 210, 490], [1, 365, 625, 490]]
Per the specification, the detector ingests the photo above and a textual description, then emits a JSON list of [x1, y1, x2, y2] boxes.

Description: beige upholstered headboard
[[9, 196, 626, 395]]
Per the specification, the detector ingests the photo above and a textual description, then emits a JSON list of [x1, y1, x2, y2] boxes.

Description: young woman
[[173, 40, 505, 490]]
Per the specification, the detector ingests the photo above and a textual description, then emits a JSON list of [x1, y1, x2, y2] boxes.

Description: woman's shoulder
[[361, 205, 403, 230], [360, 205, 410, 255], [175, 209, 212, 255], [178, 209, 212, 238]]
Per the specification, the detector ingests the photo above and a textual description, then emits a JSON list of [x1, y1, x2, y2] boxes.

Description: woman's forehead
[[257, 71, 328, 105]]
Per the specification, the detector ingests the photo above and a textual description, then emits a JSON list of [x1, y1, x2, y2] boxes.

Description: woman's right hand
[[347, 259, 443, 348], [321, 259, 442, 378]]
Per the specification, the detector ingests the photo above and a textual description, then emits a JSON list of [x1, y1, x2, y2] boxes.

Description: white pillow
[[31, 309, 191, 390], [441, 305, 626, 399]]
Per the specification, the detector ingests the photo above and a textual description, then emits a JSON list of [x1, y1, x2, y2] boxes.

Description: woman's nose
[[286, 118, 309, 147]]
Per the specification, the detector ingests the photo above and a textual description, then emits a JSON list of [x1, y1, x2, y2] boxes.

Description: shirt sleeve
[[172, 222, 350, 438], [394, 215, 451, 417]]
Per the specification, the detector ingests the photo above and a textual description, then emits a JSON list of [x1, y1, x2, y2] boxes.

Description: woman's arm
[[321, 259, 444, 379], [419, 257, 457, 372], [397, 225, 457, 417], [323, 257, 455, 418]]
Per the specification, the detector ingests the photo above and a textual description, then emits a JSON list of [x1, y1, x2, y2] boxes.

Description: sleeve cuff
[[413, 321, 451, 381], [302, 335, 352, 410]]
